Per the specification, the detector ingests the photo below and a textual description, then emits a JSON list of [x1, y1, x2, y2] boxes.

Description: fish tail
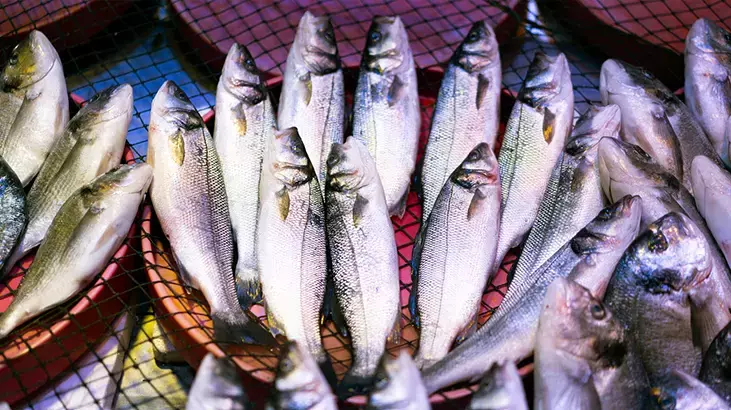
[[210, 309, 276, 346], [235, 267, 262, 309], [1, 240, 30, 278], [336, 371, 373, 399]]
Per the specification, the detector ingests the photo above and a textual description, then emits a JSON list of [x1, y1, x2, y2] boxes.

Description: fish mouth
[[226, 78, 265, 104], [455, 50, 495, 72]]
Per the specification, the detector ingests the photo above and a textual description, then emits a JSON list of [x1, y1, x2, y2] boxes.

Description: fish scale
[[0, 158, 25, 273]]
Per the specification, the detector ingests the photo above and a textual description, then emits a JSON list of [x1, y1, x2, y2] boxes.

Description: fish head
[[188, 353, 247, 408], [472, 360, 524, 408], [150, 80, 204, 139], [295, 11, 340, 75], [518, 52, 572, 110], [274, 341, 332, 405], [369, 351, 420, 407], [1, 30, 57, 91], [269, 127, 314, 188], [72, 84, 134, 128], [686, 18, 731, 57], [326, 138, 376, 193], [83, 163, 153, 201], [651, 370, 723, 410], [221, 43, 266, 105], [565, 104, 621, 156], [571, 195, 642, 258], [451, 142, 499, 190], [600, 59, 678, 113], [453, 21, 499, 73], [364, 16, 410, 75]]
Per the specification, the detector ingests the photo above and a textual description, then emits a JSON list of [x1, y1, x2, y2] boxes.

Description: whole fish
[[0, 30, 69, 186], [685, 18, 731, 168], [278, 11, 344, 193], [420, 21, 501, 220], [700, 321, 731, 404], [148, 81, 273, 344], [411, 142, 501, 368], [3, 84, 132, 274], [421, 195, 641, 394], [0, 157, 26, 273], [467, 360, 528, 410], [325, 138, 400, 394], [0, 164, 150, 339], [352, 16, 420, 217], [534, 278, 624, 410], [186, 353, 249, 410], [214, 43, 276, 308], [604, 212, 710, 382], [507, 104, 620, 303], [600, 59, 720, 191], [493, 52, 574, 271], [366, 351, 430, 410], [652, 369, 730, 410], [257, 127, 327, 362], [267, 341, 337, 410]]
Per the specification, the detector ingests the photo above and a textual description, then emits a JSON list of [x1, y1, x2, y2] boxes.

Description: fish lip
[[600, 59, 647, 99]]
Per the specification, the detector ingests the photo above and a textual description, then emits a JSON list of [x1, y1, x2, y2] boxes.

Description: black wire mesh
[[0, 0, 726, 408]]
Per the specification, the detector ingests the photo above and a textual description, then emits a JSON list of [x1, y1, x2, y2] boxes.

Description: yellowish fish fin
[[232, 103, 247, 135], [299, 73, 312, 106], [276, 188, 290, 221], [543, 108, 556, 143], [387, 75, 405, 107], [388, 314, 401, 344], [170, 131, 185, 166], [353, 193, 368, 227], [467, 187, 487, 220]]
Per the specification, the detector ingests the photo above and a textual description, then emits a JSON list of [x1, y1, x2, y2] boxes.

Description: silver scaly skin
[[0, 164, 151, 339], [493, 52, 574, 273], [685, 18, 731, 169], [267, 341, 337, 410], [366, 351, 430, 410], [411, 143, 501, 369], [3, 84, 133, 275], [421, 195, 641, 394], [213, 43, 276, 309], [0, 30, 69, 186], [700, 322, 731, 403], [186, 353, 250, 410], [278, 11, 344, 194], [0, 157, 26, 274], [352, 16, 420, 217], [467, 360, 528, 410], [651, 369, 731, 410], [691, 156, 731, 268], [420, 21, 501, 221]]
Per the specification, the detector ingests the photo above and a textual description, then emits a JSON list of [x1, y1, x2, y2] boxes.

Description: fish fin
[[467, 187, 488, 220], [211, 310, 277, 345], [298, 73, 312, 106], [172, 250, 198, 291], [387, 75, 406, 107], [353, 193, 368, 227], [235, 269, 262, 309], [388, 315, 401, 344], [232, 103, 247, 135], [321, 274, 349, 337], [543, 108, 556, 143], [390, 190, 409, 218], [170, 131, 185, 166], [409, 226, 426, 327], [336, 373, 372, 399], [454, 313, 479, 345], [266, 309, 286, 337], [25, 88, 41, 100], [476, 73, 490, 110], [276, 188, 290, 221]]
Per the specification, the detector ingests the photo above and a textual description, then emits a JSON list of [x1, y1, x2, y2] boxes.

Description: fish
[[352, 16, 421, 217], [421, 195, 641, 394], [493, 52, 574, 272], [419, 21, 501, 221], [3, 84, 133, 275], [0, 157, 26, 274], [213, 43, 276, 308], [534, 278, 625, 410], [691, 156, 731, 267], [0, 164, 151, 339], [148, 81, 273, 344], [366, 351, 430, 409], [267, 341, 337, 410], [651, 369, 730, 410], [600, 59, 721, 191], [467, 360, 528, 410], [685, 18, 731, 168], [278, 11, 344, 194], [0, 30, 69, 186], [410, 142, 501, 369], [186, 353, 249, 410], [325, 138, 401, 394], [700, 321, 731, 404], [506, 104, 620, 305], [257, 127, 327, 363]]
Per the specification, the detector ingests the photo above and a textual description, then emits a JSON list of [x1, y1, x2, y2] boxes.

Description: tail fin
[[235, 268, 262, 309], [211, 310, 276, 346], [1, 239, 31, 279]]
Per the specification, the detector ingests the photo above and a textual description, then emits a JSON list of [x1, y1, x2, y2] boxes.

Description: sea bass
[[700, 322, 731, 404], [0, 158, 26, 273], [0, 164, 150, 339], [366, 351, 430, 410], [467, 360, 528, 410], [420, 21, 501, 220], [186, 353, 249, 410], [352, 16, 420, 217], [268, 341, 337, 410]]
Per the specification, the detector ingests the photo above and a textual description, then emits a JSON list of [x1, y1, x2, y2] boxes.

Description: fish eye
[[632, 146, 652, 162], [323, 29, 334, 42], [467, 30, 480, 42], [374, 374, 389, 389], [467, 150, 480, 161], [648, 232, 669, 253], [597, 208, 613, 221], [370, 31, 382, 42], [245, 57, 255, 68], [280, 357, 294, 373], [589, 302, 605, 320], [89, 93, 100, 103], [657, 394, 676, 410], [8, 53, 18, 65]]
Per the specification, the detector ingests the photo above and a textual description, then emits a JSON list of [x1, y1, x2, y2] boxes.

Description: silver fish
[[352, 16, 421, 217], [366, 351, 430, 410], [3, 84, 132, 274], [691, 156, 731, 267], [493, 52, 574, 272], [700, 321, 731, 404], [467, 360, 528, 410], [148, 81, 273, 344], [0, 30, 69, 186], [278, 11, 344, 194], [214, 43, 276, 308], [268, 341, 337, 410], [411, 142, 501, 368], [421, 195, 641, 394], [0, 164, 150, 339], [257, 127, 327, 362], [652, 369, 731, 410], [685, 18, 731, 168], [186, 353, 249, 410], [0, 157, 26, 273], [420, 21, 501, 221], [325, 138, 400, 394]]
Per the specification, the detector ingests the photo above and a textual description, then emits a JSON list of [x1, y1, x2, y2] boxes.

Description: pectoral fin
[[353, 193, 368, 227], [232, 103, 247, 135], [543, 108, 556, 143], [298, 73, 312, 106], [387, 75, 406, 107], [170, 131, 185, 166], [276, 188, 290, 221], [476, 73, 490, 110], [467, 188, 488, 220]]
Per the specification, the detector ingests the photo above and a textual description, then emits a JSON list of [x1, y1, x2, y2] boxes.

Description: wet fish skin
[[493, 52, 574, 272], [652, 369, 730, 410], [0, 30, 69, 186], [700, 321, 731, 404], [352, 16, 420, 217], [268, 341, 337, 410], [691, 156, 731, 267], [148, 81, 273, 344], [685, 18, 731, 168], [412, 142, 501, 369], [257, 127, 327, 363], [3, 84, 133, 275], [278, 11, 344, 194], [366, 351, 430, 410], [0, 157, 26, 274], [421, 195, 641, 394], [325, 138, 400, 394], [420, 20, 501, 220], [0, 164, 151, 339], [214, 44, 276, 308], [186, 353, 249, 410], [467, 360, 528, 410]]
